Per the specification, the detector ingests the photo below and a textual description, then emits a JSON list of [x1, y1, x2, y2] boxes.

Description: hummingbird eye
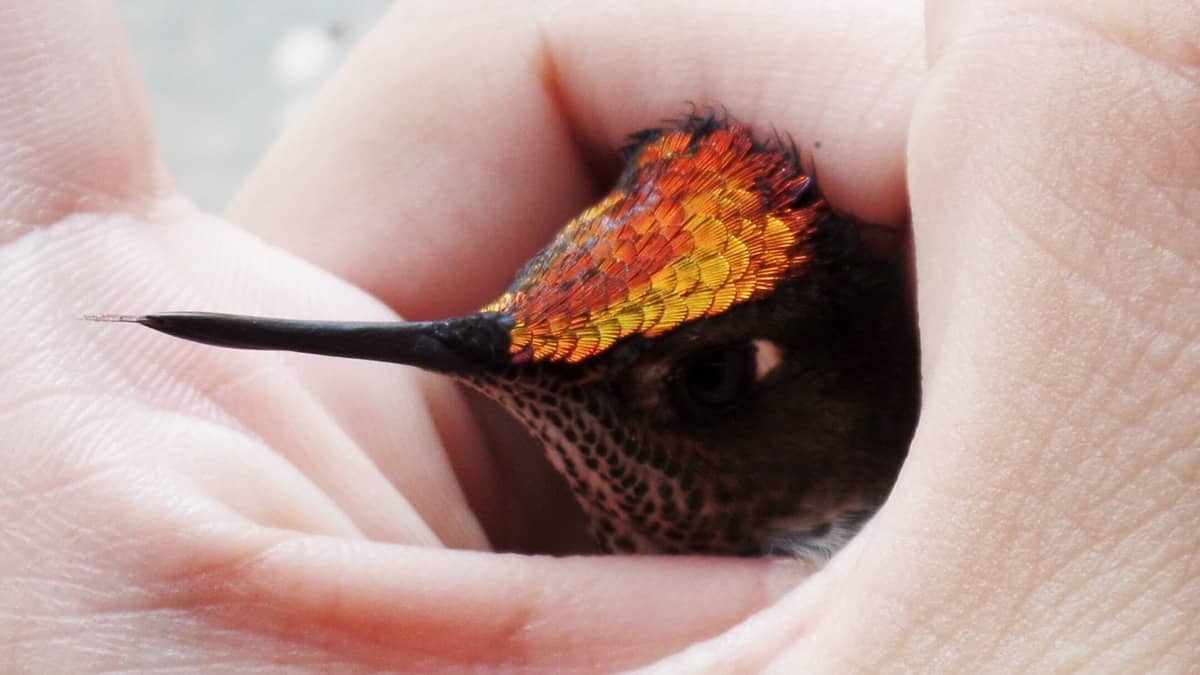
[[672, 343, 757, 418]]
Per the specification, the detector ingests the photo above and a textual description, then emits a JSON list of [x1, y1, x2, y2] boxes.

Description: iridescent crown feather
[[481, 115, 825, 364]]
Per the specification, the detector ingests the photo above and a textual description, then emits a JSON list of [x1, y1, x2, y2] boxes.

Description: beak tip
[[82, 314, 144, 323]]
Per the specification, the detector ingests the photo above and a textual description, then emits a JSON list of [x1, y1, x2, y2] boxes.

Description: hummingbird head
[[98, 113, 919, 559], [464, 270, 917, 557], [456, 115, 919, 556]]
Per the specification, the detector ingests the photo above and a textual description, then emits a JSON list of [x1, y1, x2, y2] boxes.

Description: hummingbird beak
[[86, 311, 514, 374]]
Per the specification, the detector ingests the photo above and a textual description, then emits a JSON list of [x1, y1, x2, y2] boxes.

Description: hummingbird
[[90, 113, 920, 560]]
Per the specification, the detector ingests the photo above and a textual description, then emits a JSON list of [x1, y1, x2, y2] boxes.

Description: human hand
[[3, 0, 1196, 671]]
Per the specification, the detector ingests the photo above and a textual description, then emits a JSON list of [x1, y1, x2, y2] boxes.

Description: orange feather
[[482, 119, 823, 364]]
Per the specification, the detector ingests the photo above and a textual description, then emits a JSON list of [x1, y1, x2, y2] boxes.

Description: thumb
[[788, 0, 1199, 670]]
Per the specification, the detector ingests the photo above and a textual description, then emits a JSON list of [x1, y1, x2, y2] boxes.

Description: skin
[[1, 0, 1196, 671]]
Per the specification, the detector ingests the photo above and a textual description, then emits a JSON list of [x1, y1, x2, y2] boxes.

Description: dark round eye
[[673, 343, 755, 418]]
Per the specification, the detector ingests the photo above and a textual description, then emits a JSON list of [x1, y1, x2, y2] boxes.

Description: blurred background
[[116, 1, 392, 212]]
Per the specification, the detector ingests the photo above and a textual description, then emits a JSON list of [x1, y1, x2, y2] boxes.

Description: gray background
[[116, 1, 393, 212]]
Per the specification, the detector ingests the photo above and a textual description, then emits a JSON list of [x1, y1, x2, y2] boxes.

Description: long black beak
[[85, 312, 514, 374]]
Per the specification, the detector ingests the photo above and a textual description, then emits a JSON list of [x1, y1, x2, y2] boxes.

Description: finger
[[0, 0, 161, 237], [229, 0, 926, 320], [742, 1, 1199, 670], [226, 538, 812, 670], [2, 428, 806, 670]]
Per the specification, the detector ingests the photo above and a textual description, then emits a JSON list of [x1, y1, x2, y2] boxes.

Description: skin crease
[[0, 0, 1196, 673]]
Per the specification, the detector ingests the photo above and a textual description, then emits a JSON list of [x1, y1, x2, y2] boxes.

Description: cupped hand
[[2, 0, 1196, 672]]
